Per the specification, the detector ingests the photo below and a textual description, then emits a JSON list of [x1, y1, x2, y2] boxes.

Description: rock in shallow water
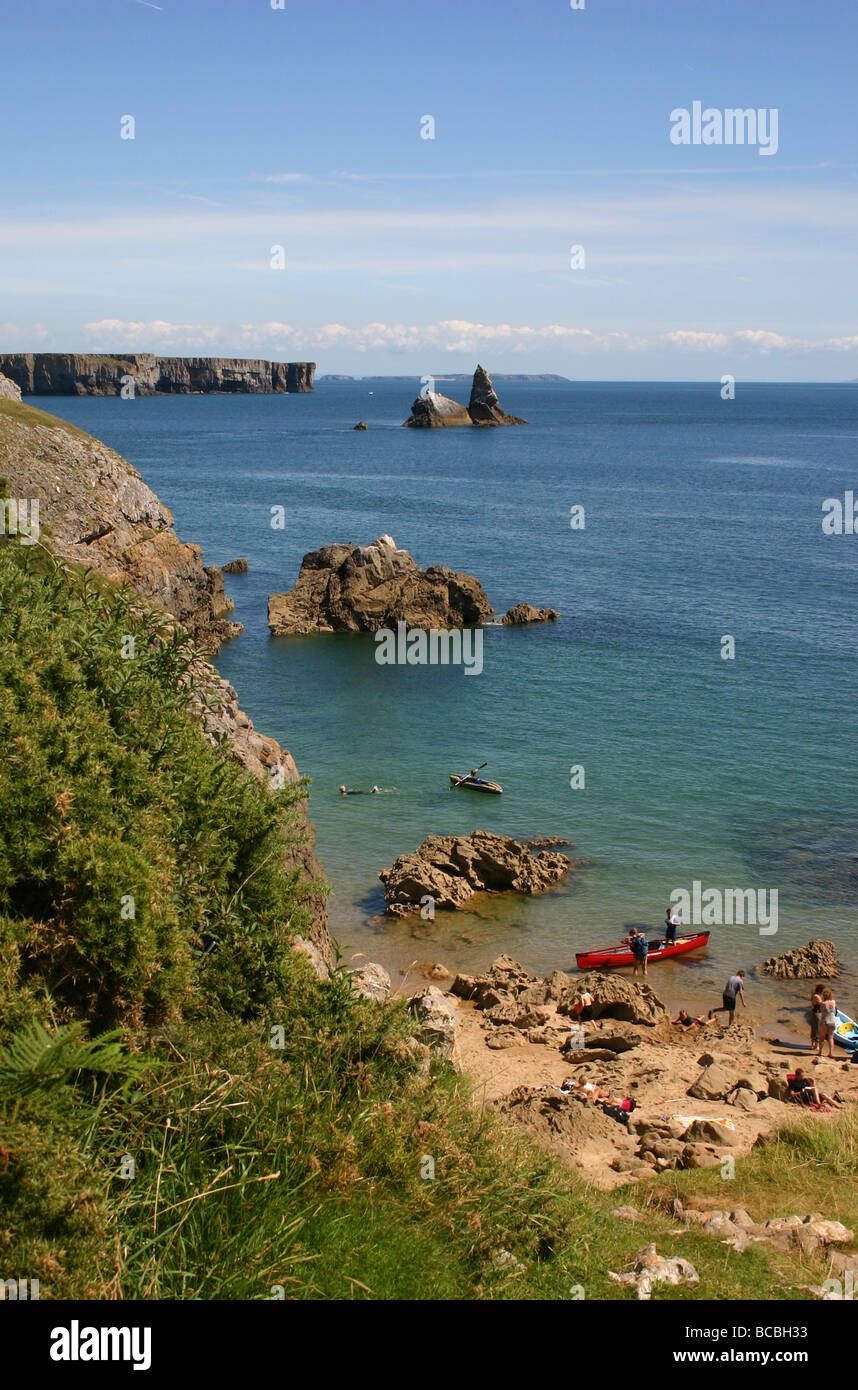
[[379, 831, 572, 916], [761, 939, 840, 978], [267, 534, 493, 635]]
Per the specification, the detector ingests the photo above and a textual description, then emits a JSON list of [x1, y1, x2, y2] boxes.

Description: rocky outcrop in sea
[[267, 534, 494, 635], [403, 364, 527, 427], [378, 833, 574, 916], [0, 353, 315, 395], [761, 939, 841, 979], [267, 534, 559, 637]]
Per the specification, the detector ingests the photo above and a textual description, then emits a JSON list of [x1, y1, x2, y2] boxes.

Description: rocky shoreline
[[409, 953, 858, 1190]]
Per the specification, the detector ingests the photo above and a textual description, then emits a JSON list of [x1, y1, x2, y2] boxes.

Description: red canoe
[[575, 932, 710, 971]]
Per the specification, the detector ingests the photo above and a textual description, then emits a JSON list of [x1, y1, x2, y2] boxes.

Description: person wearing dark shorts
[[628, 928, 649, 978], [708, 970, 746, 1029]]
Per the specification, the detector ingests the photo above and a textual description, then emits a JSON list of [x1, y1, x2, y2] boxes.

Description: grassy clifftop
[[0, 541, 854, 1300]]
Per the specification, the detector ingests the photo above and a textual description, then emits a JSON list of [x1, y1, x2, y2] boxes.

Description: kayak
[[834, 1009, 858, 1053], [575, 932, 711, 971], [449, 773, 503, 795]]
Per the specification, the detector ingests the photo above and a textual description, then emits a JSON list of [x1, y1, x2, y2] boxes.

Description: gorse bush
[[0, 545, 316, 1032]]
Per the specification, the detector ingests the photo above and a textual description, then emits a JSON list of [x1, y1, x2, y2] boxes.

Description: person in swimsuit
[[818, 988, 837, 1058], [810, 986, 823, 1048], [575, 990, 595, 1023]]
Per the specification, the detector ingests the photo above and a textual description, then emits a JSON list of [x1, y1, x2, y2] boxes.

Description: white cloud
[[75, 317, 857, 358], [666, 330, 730, 351], [734, 329, 803, 351]]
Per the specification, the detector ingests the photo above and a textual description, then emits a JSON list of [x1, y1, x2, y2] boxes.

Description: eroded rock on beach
[[761, 939, 841, 979], [409, 985, 459, 1058], [268, 534, 494, 635], [379, 834, 573, 917], [403, 364, 527, 428]]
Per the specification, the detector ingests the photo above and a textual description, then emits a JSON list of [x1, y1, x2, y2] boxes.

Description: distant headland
[[0, 353, 315, 395], [319, 372, 569, 383]]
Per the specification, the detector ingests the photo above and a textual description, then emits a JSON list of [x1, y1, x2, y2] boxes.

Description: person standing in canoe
[[664, 906, 682, 947], [818, 988, 838, 1059]]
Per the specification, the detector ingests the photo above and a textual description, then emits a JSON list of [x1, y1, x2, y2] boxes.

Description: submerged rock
[[268, 534, 493, 635], [379, 832, 572, 916]]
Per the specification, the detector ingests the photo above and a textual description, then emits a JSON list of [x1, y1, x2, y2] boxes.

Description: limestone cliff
[[0, 396, 331, 962], [0, 353, 315, 396]]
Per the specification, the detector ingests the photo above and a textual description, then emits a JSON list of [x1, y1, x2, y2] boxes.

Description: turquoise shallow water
[[48, 381, 858, 1037]]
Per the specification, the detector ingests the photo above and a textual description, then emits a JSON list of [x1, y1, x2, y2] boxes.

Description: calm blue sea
[[47, 380, 858, 1035]]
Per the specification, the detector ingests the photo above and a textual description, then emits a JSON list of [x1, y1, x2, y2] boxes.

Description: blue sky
[[1, 0, 856, 378]]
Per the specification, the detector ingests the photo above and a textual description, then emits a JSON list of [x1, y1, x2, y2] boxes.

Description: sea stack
[[403, 364, 528, 427]]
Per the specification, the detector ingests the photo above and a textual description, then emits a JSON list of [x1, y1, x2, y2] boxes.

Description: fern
[[0, 1021, 151, 1096]]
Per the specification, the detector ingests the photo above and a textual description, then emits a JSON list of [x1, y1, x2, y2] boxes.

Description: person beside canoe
[[626, 927, 649, 978], [818, 988, 838, 1059], [708, 970, 747, 1029]]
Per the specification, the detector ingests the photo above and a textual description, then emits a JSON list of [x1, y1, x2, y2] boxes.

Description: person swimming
[[339, 784, 381, 795]]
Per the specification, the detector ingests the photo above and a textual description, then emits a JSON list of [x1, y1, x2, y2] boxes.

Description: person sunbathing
[[560, 1077, 608, 1103]]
